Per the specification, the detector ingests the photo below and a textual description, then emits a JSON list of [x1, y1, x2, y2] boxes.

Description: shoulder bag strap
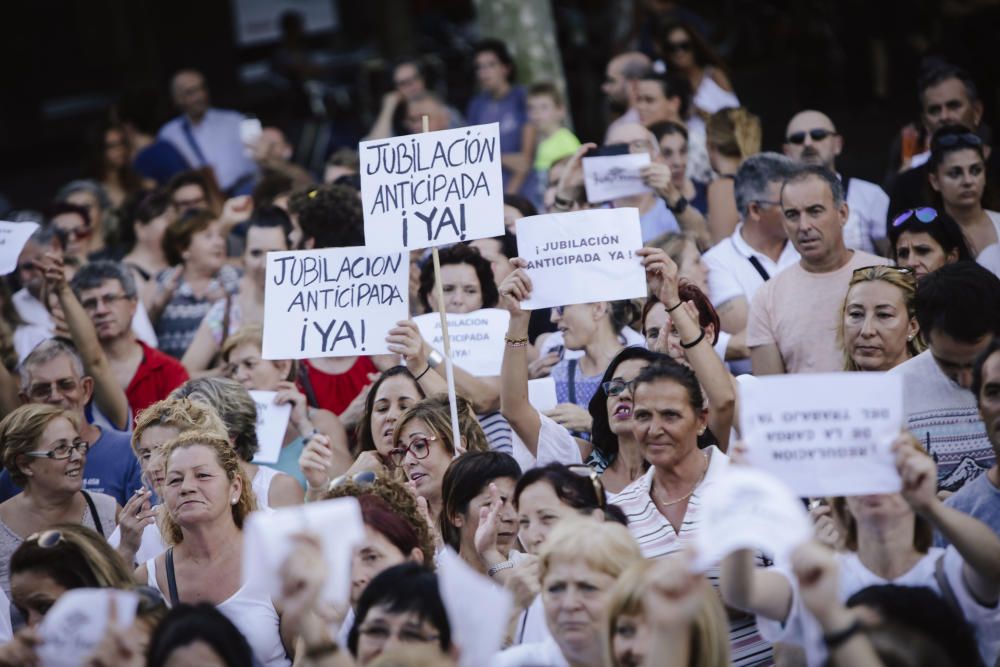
[[165, 547, 181, 607], [81, 490, 104, 537], [567, 359, 578, 405], [297, 361, 321, 409], [747, 256, 771, 282], [180, 118, 208, 166]]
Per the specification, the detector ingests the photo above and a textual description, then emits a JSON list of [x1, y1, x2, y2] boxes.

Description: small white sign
[[242, 497, 365, 606], [516, 208, 647, 310], [528, 377, 558, 411], [248, 390, 291, 464], [582, 153, 652, 202], [438, 548, 513, 667], [413, 308, 509, 377], [360, 123, 505, 250], [740, 373, 904, 498], [0, 221, 39, 276], [692, 466, 813, 571], [37, 589, 139, 667], [262, 248, 409, 360]]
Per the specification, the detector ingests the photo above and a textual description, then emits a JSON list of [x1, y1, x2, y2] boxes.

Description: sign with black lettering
[[262, 248, 408, 360], [413, 309, 509, 376], [740, 373, 903, 497], [360, 123, 504, 249], [582, 153, 651, 202]]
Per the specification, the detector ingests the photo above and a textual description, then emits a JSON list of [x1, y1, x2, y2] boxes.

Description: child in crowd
[[527, 82, 580, 208]]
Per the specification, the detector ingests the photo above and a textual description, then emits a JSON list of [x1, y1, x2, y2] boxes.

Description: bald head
[[171, 69, 209, 122], [405, 93, 449, 134], [606, 122, 659, 159], [603, 52, 652, 109], [783, 110, 841, 169]]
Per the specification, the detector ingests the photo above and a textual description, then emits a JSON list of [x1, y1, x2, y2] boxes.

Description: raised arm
[[641, 163, 712, 251], [497, 259, 544, 455], [719, 547, 794, 622]]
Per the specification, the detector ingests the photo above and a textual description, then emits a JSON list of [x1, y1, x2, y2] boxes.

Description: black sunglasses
[[786, 128, 836, 145], [665, 40, 692, 54], [933, 132, 983, 149], [892, 207, 938, 228], [330, 470, 377, 489]]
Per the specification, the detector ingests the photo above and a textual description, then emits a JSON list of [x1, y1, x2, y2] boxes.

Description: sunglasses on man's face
[[892, 207, 938, 228], [786, 128, 836, 145]]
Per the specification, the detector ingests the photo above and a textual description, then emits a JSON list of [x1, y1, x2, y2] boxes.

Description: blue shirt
[[158, 108, 258, 192], [262, 436, 307, 490], [936, 471, 1000, 547], [133, 140, 190, 185], [466, 86, 528, 191], [0, 427, 142, 507]]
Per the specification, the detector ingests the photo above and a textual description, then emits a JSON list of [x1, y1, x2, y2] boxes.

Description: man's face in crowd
[[170, 184, 209, 216], [606, 123, 658, 162], [172, 71, 210, 121], [21, 354, 93, 416], [405, 99, 447, 134], [634, 80, 679, 126], [928, 330, 992, 390], [602, 58, 629, 110], [780, 175, 847, 266], [921, 77, 982, 136], [394, 63, 425, 102], [783, 111, 842, 170], [978, 350, 1000, 448], [751, 180, 788, 239], [78, 278, 136, 343], [17, 239, 59, 299]]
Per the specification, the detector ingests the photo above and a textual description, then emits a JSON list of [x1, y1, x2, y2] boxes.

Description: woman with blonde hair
[[493, 518, 643, 666], [606, 558, 730, 667], [705, 107, 762, 243], [839, 266, 925, 372], [136, 430, 293, 666]]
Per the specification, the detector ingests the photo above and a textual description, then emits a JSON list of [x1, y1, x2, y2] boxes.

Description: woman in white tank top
[[133, 430, 291, 667]]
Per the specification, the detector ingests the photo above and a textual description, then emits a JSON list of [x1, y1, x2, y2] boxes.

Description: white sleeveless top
[[693, 69, 739, 114], [252, 465, 281, 511], [146, 555, 290, 667]]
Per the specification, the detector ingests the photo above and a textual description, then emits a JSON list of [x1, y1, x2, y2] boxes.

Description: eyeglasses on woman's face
[[388, 435, 437, 467]]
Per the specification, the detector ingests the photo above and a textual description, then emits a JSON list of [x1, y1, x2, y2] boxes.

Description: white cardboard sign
[[359, 123, 505, 249], [37, 589, 139, 667], [692, 466, 813, 571], [248, 390, 292, 464], [582, 153, 652, 202], [262, 248, 408, 360], [516, 208, 647, 310], [242, 497, 365, 606], [528, 377, 558, 411], [413, 308, 510, 377], [438, 547, 512, 667], [0, 221, 39, 276], [740, 372, 903, 498]]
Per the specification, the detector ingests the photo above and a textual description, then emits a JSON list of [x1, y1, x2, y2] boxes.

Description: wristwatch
[[427, 349, 445, 369], [666, 196, 688, 214]]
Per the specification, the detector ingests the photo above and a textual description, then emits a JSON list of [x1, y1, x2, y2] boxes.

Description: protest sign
[[528, 377, 558, 411], [582, 153, 652, 203], [243, 497, 365, 606], [248, 390, 291, 464], [360, 123, 505, 249], [262, 247, 408, 360], [516, 208, 647, 310], [438, 548, 513, 667], [0, 221, 39, 276], [692, 466, 812, 571], [740, 372, 903, 498], [38, 589, 139, 667], [413, 308, 509, 377]]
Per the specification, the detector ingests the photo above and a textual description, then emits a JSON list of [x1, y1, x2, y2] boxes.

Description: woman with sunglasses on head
[[838, 266, 926, 373], [888, 207, 973, 281], [0, 404, 119, 598], [136, 430, 293, 667], [927, 124, 1000, 260]]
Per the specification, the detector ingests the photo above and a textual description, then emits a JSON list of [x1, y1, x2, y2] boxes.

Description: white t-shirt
[[108, 514, 168, 565], [843, 177, 891, 254], [703, 224, 800, 310], [252, 466, 281, 512], [756, 547, 1000, 667], [491, 635, 569, 667], [511, 413, 583, 472]]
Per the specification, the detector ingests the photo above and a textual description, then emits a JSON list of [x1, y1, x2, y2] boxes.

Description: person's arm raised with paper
[[551, 143, 597, 211], [640, 161, 712, 251]]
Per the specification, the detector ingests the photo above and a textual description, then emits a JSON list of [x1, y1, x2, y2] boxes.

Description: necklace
[[654, 452, 708, 508]]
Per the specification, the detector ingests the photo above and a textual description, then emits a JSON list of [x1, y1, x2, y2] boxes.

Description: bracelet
[[414, 363, 432, 381], [666, 195, 689, 214], [504, 335, 529, 347], [679, 328, 706, 349], [304, 640, 340, 659], [427, 349, 444, 369], [823, 618, 863, 650], [665, 301, 684, 313], [487, 560, 516, 577]]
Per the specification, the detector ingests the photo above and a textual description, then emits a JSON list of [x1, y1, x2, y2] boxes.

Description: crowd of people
[[1, 10, 1000, 667]]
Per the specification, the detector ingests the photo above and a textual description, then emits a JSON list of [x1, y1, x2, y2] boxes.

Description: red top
[[299, 356, 377, 415], [127, 341, 190, 417]]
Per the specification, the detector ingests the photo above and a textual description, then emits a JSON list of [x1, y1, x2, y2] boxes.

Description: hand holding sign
[[637, 246, 680, 306], [893, 431, 939, 514], [413, 309, 510, 377], [582, 153, 652, 202]]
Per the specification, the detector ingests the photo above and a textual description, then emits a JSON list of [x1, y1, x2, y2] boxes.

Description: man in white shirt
[[602, 52, 651, 143], [783, 110, 890, 255], [702, 153, 800, 374], [158, 69, 257, 195]]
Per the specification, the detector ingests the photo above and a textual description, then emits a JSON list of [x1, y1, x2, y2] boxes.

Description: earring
[[907, 334, 914, 341], [698, 427, 706, 436], [231, 497, 238, 505]]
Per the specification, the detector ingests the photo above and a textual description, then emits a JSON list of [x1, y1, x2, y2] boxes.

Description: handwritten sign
[[360, 123, 505, 249], [248, 390, 291, 464], [262, 248, 408, 360], [582, 153, 651, 202], [0, 221, 39, 276], [242, 497, 365, 606], [516, 208, 646, 310], [413, 308, 509, 376], [740, 373, 903, 497], [438, 548, 512, 667], [692, 466, 812, 571], [38, 589, 139, 667]]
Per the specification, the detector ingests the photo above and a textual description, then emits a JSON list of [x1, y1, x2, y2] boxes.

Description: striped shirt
[[155, 265, 241, 359], [479, 411, 513, 456], [612, 447, 774, 666]]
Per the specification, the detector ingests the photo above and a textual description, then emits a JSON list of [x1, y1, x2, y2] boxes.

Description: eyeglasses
[[80, 293, 131, 312], [26, 378, 80, 401], [892, 207, 938, 228], [27, 529, 65, 548], [330, 470, 377, 489], [602, 378, 632, 396], [568, 464, 605, 509], [665, 40, 692, 54], [786, 128, 837, 145], [933, 132, 982, 149], [389, 436, 437, 467], [56, 225, 93, 241], [24, 439, 90, 460]]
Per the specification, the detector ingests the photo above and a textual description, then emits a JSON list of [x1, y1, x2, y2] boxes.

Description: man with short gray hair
[[702, 153, 800, 373]]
